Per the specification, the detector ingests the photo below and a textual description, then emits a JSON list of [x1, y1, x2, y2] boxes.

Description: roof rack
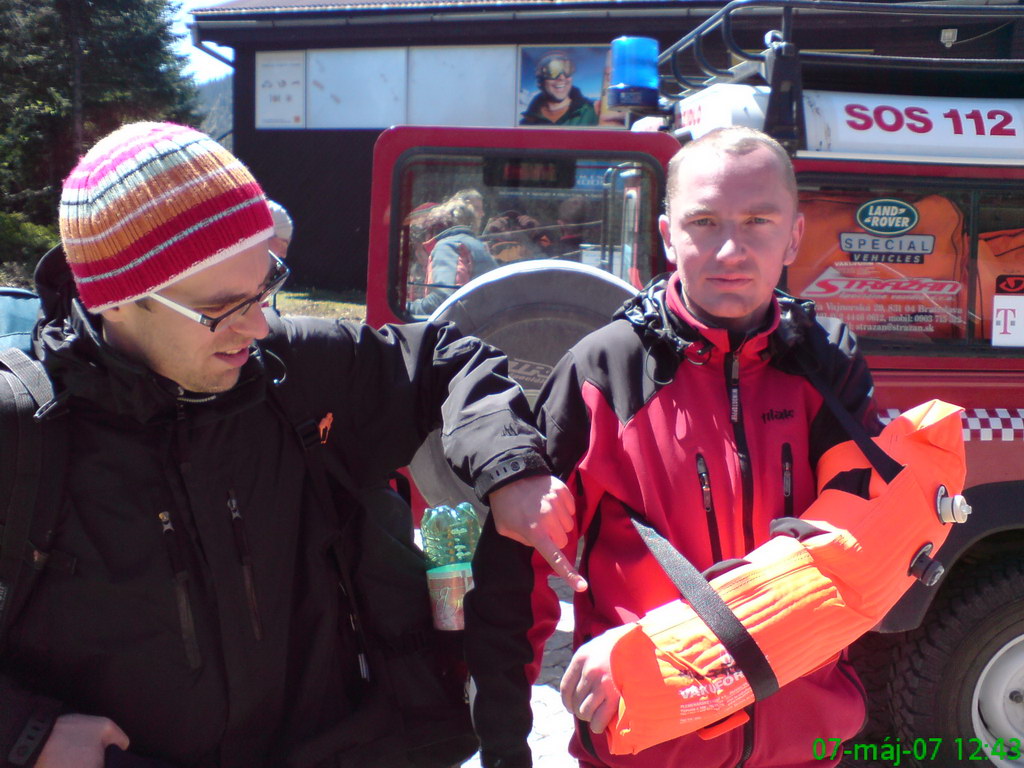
[[660, 0, 1024, 150]]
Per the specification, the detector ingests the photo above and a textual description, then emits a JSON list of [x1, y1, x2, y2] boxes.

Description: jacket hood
[[614, 273, 820, 366], [33, 246, 274, 425]]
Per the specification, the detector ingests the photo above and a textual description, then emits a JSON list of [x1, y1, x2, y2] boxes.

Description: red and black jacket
[[466, 274, 881, 768]]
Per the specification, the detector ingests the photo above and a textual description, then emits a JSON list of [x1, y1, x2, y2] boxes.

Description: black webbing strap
[[0, 348, 54, 638], [0, 348, 52, 411], [264, 378, 373, 677], [263, 375, 360, 523], [629, 510, 780, 701], [797, 358, 903, 484]]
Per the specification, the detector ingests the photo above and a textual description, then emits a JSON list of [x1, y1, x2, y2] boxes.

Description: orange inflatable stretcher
[[605, 400, 968, 755]]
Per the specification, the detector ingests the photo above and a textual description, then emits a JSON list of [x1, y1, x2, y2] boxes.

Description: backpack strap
[[772, 297, 902, 482], [262, 356, 364, 498], [262, 368, 374, 682], [0, 348, 67, 646], [798, 361, 902, 484]]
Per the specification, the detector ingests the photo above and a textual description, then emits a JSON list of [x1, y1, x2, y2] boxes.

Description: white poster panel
[[255, 52, 305, 129], [307, 48, 407, 129], [992, 294, 1024, 347], [408, 46, 516, 127]]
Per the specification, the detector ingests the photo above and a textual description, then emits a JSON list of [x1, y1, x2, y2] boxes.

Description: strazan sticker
[[802, 277, 962, 299]]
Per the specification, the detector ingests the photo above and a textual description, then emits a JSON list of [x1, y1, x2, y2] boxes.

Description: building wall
[[233, 49, 379, 291], [227, 24, 680, 291]]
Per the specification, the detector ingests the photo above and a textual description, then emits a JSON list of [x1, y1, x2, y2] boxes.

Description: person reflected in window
[[482, 210, 554, 264], [453, 188, 485, 229], [403, 201, 441, 309], [520, 52, 598, 127], [407, 194, 496, 317], [553, 195, 593, 261]]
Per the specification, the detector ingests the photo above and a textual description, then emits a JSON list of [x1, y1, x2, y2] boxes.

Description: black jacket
[[0, 250, 547, 768]]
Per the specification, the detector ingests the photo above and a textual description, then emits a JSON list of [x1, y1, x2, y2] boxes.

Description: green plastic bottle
[[421, 502, 481, 629]]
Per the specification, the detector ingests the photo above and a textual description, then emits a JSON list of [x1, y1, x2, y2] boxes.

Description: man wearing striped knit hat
[[0, 123, 556, 768]]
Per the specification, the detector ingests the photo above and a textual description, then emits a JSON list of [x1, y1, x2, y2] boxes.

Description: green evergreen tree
[[0, 0, 198, 236]]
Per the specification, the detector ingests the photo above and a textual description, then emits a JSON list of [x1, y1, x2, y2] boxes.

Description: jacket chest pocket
[[692, 443, 799, 563], [156, 508, 203, 670]]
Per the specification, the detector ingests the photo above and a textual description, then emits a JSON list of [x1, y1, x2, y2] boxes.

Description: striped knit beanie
[[60, 122, 273, 312]]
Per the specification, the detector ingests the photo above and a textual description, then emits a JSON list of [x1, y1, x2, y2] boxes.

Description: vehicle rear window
[[392, 150, 664, 319]]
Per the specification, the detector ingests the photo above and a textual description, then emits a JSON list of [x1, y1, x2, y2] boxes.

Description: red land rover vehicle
[[366, 2, 1024, 763]]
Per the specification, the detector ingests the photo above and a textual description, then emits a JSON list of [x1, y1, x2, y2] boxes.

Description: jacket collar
[[616, 272, 818, 365]]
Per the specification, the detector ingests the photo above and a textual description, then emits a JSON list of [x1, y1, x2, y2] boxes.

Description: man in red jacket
[[468, 126, 880, 768]]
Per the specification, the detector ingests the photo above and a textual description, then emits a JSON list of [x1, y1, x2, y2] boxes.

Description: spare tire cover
[[410, 259, 638, 511]]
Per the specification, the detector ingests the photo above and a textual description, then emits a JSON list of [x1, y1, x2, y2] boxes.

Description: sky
[[171, 0, 235, 83]]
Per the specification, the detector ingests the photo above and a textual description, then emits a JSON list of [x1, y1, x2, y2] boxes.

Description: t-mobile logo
[[996, 306, 1017, 335], [992, 296, 1024, 348]]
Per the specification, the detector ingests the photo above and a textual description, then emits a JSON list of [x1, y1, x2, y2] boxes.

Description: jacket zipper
[[781, 443, 794, 518], [227, 489, 264, 641], [157, 510, 202, 670], [725, 350, 756, 768], [724, 352, 755, 553], [696, 454, 723, 564]]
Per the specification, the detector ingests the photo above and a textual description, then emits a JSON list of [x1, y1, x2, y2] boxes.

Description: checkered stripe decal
[[880, 408, 1024, 442]]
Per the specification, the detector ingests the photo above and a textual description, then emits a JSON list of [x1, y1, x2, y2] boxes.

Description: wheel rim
[[973, 633, 1024, 765]]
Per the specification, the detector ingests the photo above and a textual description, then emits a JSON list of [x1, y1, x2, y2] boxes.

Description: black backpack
[[263, 321, 477, 768], [0, 291, 477, 768], [0, 289, 67, 648]]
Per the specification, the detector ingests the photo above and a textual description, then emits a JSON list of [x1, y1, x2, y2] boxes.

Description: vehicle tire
[[847, 630, 905, 741], [409, 260, 637, 510], [891, 556, 1024, 767]]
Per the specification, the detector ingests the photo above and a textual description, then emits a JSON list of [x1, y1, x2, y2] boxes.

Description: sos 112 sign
[[804, 90, 1024, 161]]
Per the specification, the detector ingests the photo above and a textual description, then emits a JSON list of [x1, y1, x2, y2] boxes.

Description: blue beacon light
[[607, 36, 660, 110]]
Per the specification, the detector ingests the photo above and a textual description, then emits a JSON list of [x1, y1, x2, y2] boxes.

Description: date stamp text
[[812, 737, 1023, 765]]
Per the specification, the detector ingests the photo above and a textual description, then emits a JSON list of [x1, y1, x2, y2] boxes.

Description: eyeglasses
[[146, 252, 290, 332]]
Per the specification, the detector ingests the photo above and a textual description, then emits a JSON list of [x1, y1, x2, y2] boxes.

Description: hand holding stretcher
[[604, 399, 969, 755]]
